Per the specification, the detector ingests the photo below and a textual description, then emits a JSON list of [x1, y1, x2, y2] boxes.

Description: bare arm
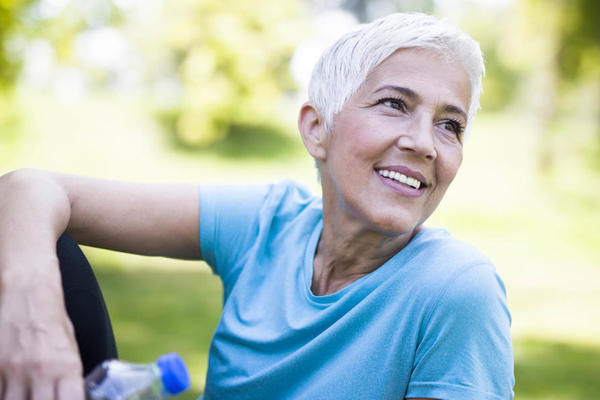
[[0, 168, 201, 399], [54, 171, 201, 259]]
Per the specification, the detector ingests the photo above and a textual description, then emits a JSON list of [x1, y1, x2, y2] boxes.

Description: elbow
[[0, 168, 70, 213], [0, 169, 63, 203], [0, 168, 72, 237], [0, 168, 43, 185], [1, 168, 46, 186], [0, 169, 62, 201]]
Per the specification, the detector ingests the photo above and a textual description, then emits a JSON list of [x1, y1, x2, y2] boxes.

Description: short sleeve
[[406, 263, 515, 400], [199, 183, 272, 284]]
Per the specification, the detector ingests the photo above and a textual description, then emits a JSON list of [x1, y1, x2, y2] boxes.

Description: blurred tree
[[459, 7, 523, 111], [0, 0, 125, 133], [152, 0, 307, 147], [554, 0, 600, 172], [2, 0, 308, 149], [525, 0, 600, 173], [554, 0, 600, 82], [329, 0, 434, 22], [0, 0, 35, 90], [0, 0, 36, 142], [0, 0, 124, 91]]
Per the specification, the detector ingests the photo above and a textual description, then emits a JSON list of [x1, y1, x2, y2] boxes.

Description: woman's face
[[319, 47, 470, 236]]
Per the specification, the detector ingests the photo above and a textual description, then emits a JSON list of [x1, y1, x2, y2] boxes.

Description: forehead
[[357, 47, 471, 111]]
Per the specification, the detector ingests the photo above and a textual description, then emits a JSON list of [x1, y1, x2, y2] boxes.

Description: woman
[[0, 12, 514, 399]]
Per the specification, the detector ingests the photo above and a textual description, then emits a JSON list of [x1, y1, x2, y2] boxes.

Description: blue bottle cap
[[156, 353, 191, 395]]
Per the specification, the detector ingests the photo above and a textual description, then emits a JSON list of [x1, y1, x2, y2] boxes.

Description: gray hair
[[308, 12, 485, 136]]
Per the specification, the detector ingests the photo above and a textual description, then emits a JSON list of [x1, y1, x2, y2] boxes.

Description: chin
[[366, 212, 420, 237]]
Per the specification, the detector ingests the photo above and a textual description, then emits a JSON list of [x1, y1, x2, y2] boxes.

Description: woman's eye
[[440, 120, 464, 136], [378, 98, 406, 112]]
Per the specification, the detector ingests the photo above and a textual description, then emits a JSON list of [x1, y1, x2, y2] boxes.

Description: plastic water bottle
[[84, 353, 191, 399]]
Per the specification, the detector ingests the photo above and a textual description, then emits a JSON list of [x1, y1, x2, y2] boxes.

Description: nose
[[395, 113, 437, 161]]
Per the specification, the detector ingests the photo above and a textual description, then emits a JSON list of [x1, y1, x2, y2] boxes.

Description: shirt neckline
[[302, 219, 433, 306]]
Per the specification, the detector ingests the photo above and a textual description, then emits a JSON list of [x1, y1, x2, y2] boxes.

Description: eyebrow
[[374, 85, 419, 100], [374, 85, 468, 121]]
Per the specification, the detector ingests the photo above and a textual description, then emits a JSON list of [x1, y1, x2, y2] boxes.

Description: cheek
[[331, 121, 369, 162], [340, 118, 395, 159], [438, 150, 463, 186]]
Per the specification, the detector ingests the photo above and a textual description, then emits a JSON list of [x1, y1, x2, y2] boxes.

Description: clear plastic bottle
[[84, 353, 190, 400]]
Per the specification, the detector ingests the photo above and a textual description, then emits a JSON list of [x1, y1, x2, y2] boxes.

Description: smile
[[376, 169, 423, 189]]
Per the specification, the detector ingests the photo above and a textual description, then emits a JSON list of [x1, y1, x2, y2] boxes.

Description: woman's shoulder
[[258, 179, 322, 220], [409, 226, 492, 269], [399, 227, 506, 303], [200, 179, 321, 218], [264, 179, 320, 203]]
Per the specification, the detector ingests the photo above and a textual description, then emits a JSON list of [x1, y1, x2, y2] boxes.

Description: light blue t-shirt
[[199, 180, 514, 399]]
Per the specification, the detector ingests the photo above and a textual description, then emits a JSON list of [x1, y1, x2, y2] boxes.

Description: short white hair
[[308, 12, 485, 136]]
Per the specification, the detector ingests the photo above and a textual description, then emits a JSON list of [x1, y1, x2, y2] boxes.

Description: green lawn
[[92, 262, 222, 398], [2, 91, 599, 398]]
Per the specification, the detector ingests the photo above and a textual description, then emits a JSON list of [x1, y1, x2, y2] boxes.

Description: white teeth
[[408, 177, 421, 189], [377, 169, 422, 189]]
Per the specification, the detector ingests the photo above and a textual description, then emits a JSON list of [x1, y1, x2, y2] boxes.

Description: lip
[[375, 165, 429, 187], [375, 171, 423, 198], [374, 168, 428, 198]]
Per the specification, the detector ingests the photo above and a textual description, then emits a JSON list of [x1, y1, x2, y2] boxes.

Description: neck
[[311, 205, 418, 296]]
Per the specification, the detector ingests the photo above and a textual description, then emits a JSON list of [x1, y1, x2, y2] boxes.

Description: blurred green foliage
[[154, 1, 307, 147], [0, 0, 34, 90], [0, 0, 34, 138], [0, 0, 124, 86], [1, 0, 599, 163], [0, 0, 308, 148], [0, 0, 125, 140], [460, 8, 523, 111], [523, 0, 600, 174], [552, 0, 600, 81]]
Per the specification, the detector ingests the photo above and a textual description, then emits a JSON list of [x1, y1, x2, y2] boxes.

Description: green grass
[[514, 339, 600, 400], [92, 261, 223, 398]]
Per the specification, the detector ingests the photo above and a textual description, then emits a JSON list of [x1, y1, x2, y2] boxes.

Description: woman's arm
[[45, 169, 200, 258], [0, 168, 201, 399]]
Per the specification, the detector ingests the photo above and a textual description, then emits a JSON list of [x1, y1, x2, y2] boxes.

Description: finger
[[4, 379, 28, 400], [31, 380, 53, 400], [56, 376, 85, 400]]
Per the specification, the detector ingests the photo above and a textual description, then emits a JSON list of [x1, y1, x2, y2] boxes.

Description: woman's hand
[[0, 266, 84, 399]]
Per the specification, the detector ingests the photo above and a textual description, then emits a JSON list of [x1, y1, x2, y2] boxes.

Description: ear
[[298, 102, 327, 161]]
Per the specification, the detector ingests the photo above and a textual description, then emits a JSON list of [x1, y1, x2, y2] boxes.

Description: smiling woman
[[0, 12, 514, 400], [307, 48, 469, 239]]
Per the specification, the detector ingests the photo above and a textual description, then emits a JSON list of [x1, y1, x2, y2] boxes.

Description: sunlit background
[[1, 0, 599, 398]]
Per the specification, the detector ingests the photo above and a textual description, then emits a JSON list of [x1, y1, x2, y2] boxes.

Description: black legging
[[57, 233, 118, 375]]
